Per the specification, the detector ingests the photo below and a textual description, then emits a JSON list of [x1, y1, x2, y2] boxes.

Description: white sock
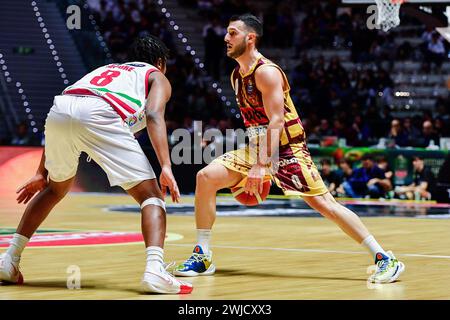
[[145, 246, 164, 273], [196, 229, 211, 253], [6, 233, 29, 258], [361, 235, 388, 261]]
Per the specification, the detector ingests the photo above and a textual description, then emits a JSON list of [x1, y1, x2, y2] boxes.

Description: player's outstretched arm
[[254, 65, 286, 161], [16, 150, 48, 204], [146, 71, 180, 202], [244, 65, 285, 195]]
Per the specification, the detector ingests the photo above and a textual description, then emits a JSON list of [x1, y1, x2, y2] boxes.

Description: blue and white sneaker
[[173, 245, 216, 277], [368, 251, 405, 283]]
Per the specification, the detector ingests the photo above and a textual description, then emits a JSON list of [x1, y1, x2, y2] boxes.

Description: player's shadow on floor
[[19, 280, 97, 289], [121, 288, 162, 295], [18, 281, 160, 295], [216, 268, 367, 282]]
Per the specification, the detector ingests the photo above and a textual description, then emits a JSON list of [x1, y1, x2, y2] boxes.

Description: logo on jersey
[[138, 110, 145, 121], [246, 80, 254, 94], [246, 125, 267, 139], [126, 63, 146, 67], [0, 229, 183, 248], [127, 115, 138, 127], [278, 158, 300, 167]]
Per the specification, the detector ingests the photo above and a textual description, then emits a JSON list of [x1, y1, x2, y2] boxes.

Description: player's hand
[[16, 173, 48, 204], [159, 165, 180, 203], [367, 178, 379, 186], [245, 164, 266, 196]]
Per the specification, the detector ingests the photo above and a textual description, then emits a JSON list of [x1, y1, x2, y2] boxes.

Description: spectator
[[387, 119, 407, 147], [335, 158, 353, 196], [376, 68, 394, 105], [317, 119, 334, 137], [331, 118, 346, 139], [376, 156, 393, 195], [434, 117, 448, 138], [402, 117, 421, 146], [320, 159, 341, 196], [395, 156, 436, 200], [425, 32, 447, 70], [421, 26, 435, 44], [327, 56, 348, 86], [10, 122, 32, 146], [203, 15, 226, 80], [417, 120, 440, 148], [342, 153, 391, 198]]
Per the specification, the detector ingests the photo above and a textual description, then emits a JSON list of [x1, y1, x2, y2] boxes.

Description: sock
[[196, 229, 211, 253], [361, 235, 388, 261], [6, 233, 29, 258], [145, 246, 164, 273]]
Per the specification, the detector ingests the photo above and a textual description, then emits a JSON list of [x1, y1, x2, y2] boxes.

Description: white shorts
[[44, 95, 155, 190]]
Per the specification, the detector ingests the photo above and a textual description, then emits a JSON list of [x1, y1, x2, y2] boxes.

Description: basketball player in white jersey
[[0, 36, 193, 294]]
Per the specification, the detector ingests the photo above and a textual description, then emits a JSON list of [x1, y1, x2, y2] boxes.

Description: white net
[[375, 0, 405, 32]]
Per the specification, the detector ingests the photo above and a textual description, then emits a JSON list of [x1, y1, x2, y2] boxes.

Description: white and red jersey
[[62, 62, 159, 133]]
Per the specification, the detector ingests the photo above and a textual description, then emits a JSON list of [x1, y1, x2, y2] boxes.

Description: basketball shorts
[[213, 142, 328, 197], [44, 95, 155, 190]]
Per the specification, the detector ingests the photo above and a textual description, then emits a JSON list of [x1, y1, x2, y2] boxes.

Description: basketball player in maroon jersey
[[175, 14, 404, 284]]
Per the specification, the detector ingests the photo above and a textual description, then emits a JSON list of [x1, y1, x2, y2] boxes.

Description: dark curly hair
[[128, 35, 169, 66]]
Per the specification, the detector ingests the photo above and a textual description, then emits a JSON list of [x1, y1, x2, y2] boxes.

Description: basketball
[[231, 179, 271, 206]]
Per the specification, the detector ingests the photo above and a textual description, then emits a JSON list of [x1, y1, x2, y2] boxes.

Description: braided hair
[[128, 35, 169, 66]]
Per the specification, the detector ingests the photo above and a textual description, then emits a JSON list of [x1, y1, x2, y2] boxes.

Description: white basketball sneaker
[[142, 262, 193, 294], [368, 251, 405, 284], [0, 253, 24, 284]]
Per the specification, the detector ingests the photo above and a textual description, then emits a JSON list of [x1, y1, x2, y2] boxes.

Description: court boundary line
[[167, 243, 450, 260], [70, 192, 450, 209]]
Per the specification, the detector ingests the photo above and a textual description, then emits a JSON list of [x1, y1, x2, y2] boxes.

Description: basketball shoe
[[173, 245, 216, 277], [0, 253, 24, 284], [142, 261, 193, 294], [368, 251, 405, 283]]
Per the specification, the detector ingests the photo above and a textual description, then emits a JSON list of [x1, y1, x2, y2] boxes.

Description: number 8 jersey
[[62, 62, 159, 133]]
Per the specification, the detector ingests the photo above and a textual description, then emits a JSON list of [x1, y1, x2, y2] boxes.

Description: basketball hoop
[[375, 0, 406, 31]]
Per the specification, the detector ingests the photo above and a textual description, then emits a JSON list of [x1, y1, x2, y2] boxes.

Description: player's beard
[[227, 38, 247, 59]]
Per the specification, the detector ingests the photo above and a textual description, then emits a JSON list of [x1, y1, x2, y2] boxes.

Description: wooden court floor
[[0, 193, 449, 300]]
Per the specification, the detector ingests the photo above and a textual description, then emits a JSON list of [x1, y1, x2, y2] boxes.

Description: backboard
[[342, 0, 450, 31]]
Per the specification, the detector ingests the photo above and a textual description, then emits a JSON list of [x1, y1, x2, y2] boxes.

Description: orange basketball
[[231, 179, 271, 206]]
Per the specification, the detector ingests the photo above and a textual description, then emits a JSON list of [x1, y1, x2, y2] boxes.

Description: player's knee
[[47, 184, 69, 200], [319, 203, 340, 221], [196, 168, 216, 187], [140, 197, 166, 212], [127, 179, 163, 203]]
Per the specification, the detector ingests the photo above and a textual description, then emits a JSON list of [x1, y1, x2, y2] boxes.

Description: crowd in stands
[[2, 0, 450, 152], [184, 0, 450, 69], [320, 154, 437, 200], [180, 0, 450, 148], [290, 55, 450, 148]]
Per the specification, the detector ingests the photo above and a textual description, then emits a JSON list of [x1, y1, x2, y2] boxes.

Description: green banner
[[310, 147, 448, 186]]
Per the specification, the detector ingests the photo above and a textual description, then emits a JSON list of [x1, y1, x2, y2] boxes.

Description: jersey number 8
[[90, 70, 121, 86]]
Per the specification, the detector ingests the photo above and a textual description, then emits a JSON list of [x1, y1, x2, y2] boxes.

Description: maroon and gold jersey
[[230, 55, 305, 146], [222, 55, 328, 196]]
